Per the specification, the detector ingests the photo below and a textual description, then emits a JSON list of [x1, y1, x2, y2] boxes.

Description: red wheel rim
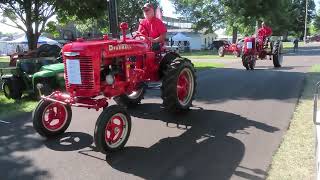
[[42, 103, 68, 132], [177, 68, 194, 106], [104, 113, 128, 148]]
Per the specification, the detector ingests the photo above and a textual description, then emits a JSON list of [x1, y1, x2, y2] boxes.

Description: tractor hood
[[41, 63, 64, 72], [62, 38, 149, 59]]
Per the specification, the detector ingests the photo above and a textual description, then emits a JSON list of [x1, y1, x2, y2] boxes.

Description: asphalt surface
[[1, 44, 320, 180]]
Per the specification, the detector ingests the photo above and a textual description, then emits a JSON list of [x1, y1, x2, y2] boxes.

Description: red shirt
[[138, 17, 167, 39], [258, 26, 272, 39]]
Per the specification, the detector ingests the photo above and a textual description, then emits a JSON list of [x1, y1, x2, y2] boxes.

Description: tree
[[0, 0, 56, 50], [55, 0, 160, 37], [313, 9, 320, 33], [290, 0, 316, 38]]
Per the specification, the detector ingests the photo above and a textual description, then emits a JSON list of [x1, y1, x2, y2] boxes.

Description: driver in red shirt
[[257, 21, 272, 48], [138, 3, 167, 49]]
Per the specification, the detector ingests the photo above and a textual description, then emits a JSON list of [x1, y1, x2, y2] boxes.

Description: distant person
[[293, 38, 299, 52]]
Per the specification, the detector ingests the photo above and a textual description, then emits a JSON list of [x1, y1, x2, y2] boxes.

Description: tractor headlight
[[106, 74, 114, 85]]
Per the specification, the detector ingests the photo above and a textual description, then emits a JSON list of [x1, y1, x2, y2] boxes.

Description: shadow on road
[[103, 103, 279, 180], [0, 113, 50, 180]]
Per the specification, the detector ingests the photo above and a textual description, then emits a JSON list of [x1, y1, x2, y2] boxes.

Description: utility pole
[[304, 0, 308, 44], [108, 0, 119, 38]]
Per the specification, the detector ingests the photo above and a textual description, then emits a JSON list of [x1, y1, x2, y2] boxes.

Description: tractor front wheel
[[161, 58, 196, 112], [2, 79, 12, 99], [33, 100, 72, 138], [218, 46, 225, 57], [249, 57, 256, 70], [94, 105, 131, 153], [242, 55, 250, 70]]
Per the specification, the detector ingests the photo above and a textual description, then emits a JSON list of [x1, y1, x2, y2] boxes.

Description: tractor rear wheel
[[4, 77, 23, 100], [218, 47, 225, 57], [273, 41, 283, 68], [114, 87, 145, 108], [161, 58, 196, 112], [94, 105, 131, 153], [33, 100, 72, 138], [2, 79, 12, 99]]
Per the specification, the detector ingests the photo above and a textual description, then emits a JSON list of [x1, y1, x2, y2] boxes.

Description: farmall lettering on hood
[[108, 44, 132, 51]]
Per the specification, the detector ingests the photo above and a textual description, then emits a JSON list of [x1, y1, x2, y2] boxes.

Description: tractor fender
[[32, 70, 56, 89]]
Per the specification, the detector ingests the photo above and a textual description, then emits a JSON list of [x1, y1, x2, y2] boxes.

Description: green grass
[[267, 65, 319, 179], [0, 56, 9, 68], [0, 56, 38, 118], [0, 93, 38, 119], [193, 62, 225, 70], [282, 42, 294, 49], [181, 50, 235, 59]]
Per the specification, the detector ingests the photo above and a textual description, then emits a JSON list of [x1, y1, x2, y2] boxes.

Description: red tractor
[[32, 22, 197, 154], [241, 36, 283, 70], [218, 41, 242, 57]]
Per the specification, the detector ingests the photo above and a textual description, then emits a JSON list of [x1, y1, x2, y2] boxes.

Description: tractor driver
[[257, 21, 273, 49], [137, 3, 167, 50]]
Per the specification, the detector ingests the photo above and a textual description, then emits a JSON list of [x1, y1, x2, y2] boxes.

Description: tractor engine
[[62, 36, 155, 98]]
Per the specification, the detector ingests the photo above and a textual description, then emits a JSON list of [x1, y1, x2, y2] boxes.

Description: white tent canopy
[[8, 35, 59, 45], [172, 32, 191, 41]]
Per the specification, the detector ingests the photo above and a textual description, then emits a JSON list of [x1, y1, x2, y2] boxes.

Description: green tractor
[[1, 57, 65, 100]]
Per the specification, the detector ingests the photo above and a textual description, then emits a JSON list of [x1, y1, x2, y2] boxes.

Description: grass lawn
[[0, 56, 9, 68], [267, 65, 319, 179], [181, 50, 235, 60], [193, 61, 225, 70], [0, 93, 38, 119], [0, 55, 38, 119]]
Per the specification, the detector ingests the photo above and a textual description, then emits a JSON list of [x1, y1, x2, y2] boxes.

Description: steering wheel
[[133, 32, 152, 45]]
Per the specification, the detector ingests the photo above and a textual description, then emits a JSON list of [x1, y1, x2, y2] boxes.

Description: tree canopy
[[172, 0, 316, 40]]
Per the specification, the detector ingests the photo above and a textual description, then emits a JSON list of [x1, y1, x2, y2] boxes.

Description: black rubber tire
[[242, 56, 250, 70], [273, 41, 283, 68], [114, 87, 145, 107], [161, 58, 196, 112], [37, 44, 61, 57], [160, 52, 181, 78], [9, 77, 23, 100], [249, 59, 256, 70], [33, 100, 72, 138], [2, 79, 12, 99], [218, 47, 225, 57], [94, 105, 131, 153]]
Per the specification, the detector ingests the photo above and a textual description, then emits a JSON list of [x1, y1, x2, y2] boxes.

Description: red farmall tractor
[[32, 22, 197, 153], [218, 41, 242, 57], [241, 36, 283, 70]]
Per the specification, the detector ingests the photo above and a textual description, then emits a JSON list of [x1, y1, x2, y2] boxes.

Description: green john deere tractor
[[1, 57, 65, 100]]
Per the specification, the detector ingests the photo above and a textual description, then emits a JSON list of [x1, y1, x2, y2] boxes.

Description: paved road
[[1, 45, 320, 180]]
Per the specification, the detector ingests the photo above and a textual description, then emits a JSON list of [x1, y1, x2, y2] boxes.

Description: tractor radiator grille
[[65, 56, 94, 90]]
